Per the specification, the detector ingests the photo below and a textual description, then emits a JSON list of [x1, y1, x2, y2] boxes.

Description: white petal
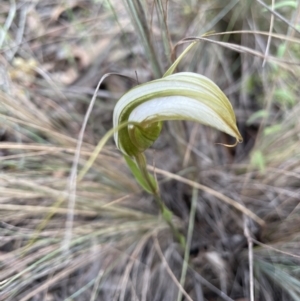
[[128, 96, 235, 138], [113, 76, 226, 147]]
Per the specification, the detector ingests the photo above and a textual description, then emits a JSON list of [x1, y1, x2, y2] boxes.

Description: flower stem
[[135, 153, 186, 248]]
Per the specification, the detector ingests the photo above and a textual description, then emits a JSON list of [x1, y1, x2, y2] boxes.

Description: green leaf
[[262, 1, 297, 12], [264, 124, 282, 136], [163, 41, 197, 77], [272, 0, 297, 10], [251, 150, 265, 172], [277, 44, 286, 58], [246, 110, 269, 125], [274, 89, 295, 106], [123, 155, 157, 193]]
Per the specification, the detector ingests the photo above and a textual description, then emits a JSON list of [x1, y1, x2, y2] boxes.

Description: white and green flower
[[113, 71, 242, 159]]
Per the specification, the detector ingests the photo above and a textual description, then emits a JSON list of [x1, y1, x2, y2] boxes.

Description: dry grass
[[1, 0, 300, 300]]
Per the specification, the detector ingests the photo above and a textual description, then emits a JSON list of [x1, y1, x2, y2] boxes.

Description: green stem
[[177, 187, 198, 301], [135, 153, 186, 248]]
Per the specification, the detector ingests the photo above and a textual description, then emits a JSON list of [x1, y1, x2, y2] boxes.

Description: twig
[[183, 124, 199, 167], [256, 0, 300, 35], [193, 271, 234, 301], [148, 166, 265, 226], [252, 238, 300, 259], [263, 0, 274, 67], [178, 36, 300, 66], [90, 269, 104, 301], [64, 73, 119, 251], [153, 236, 194, 301], [244, 217, 254, 301], [8, 1, 28, 60], [18, 252, 101, 301], [0, 0, 16, 49]]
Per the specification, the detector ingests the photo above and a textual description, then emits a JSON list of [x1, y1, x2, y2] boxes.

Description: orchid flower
[[114, 72, 242, 156], [113, 43, 242, 194]]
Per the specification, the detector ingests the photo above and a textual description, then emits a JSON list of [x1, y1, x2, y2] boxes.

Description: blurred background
[[0, 0, 300, 300]]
